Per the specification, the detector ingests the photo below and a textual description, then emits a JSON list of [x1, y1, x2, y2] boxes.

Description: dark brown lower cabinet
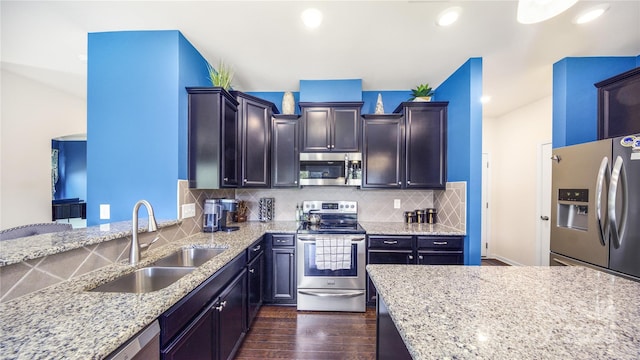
[[162, 305, 216, 360], [264, 234, 296, 305], [217, 270, 247, 360], [159, 252, 247, 360], [376, 295, 411, 360], [247, 249, 264, 328]]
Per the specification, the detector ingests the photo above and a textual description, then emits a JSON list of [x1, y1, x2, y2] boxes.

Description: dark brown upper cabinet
[[362, 102, 448, 189], [595, 67, 640, 140], [232, 91, 277, 188], [271, 115, 300, 187], [187, 87, 239, 189], [299, 102, 364, 152]]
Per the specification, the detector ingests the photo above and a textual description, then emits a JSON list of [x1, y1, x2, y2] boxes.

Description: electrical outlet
[[99, 204, 110, 219], [182, 203, 196, 219], [394, 199, 401, 209]]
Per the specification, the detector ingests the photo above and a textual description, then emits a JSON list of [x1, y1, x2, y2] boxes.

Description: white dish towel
[[315, 236, 352, 271]]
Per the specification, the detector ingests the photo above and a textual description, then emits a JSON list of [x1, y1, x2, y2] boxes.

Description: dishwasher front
[[106, 320, 160, 360]]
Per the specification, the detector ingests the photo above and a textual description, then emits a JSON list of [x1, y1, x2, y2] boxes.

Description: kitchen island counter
[[0, 221, 297, 360], [367, 264, 640, 359]]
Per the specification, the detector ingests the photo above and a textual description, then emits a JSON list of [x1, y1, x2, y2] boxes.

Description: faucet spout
[[130, 200, 159, 265]]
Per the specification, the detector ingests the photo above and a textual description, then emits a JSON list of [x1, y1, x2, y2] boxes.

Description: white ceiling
[[1, 0, 639, 118]]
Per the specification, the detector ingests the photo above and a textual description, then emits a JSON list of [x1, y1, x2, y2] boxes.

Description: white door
[[537, 143, 552, 265], [481, 153, 490, 257]]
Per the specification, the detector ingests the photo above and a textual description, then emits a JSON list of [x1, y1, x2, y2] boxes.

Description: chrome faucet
[[130, 200, 159, 265]]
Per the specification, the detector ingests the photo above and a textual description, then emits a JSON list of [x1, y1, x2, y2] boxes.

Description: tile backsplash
[[0, 180, 466, 303]]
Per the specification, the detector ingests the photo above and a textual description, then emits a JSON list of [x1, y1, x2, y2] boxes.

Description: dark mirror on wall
[[51, 134, 87, 228]]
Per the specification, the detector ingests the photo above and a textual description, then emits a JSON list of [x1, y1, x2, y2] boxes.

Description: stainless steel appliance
[[296, 200, 366, 312], [219, 199, 239, 232], [106, 320, 160, 360], [299, 152, 362, 186], [550, 134, 640, 280]]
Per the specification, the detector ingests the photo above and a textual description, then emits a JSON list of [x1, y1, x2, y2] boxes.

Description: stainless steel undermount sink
[[151, 247, 227, 267], [90, 266, 195, 293]]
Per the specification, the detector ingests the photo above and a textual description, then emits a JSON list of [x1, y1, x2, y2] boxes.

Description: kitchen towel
[[315, 236, 352, 271]]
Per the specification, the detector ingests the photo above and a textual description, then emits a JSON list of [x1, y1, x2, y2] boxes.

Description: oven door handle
[[297, 236, 316, 241], [298, 290, 365, 298]]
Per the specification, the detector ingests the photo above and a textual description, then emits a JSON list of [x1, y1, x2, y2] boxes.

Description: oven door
[[296, 235, 365, 290]]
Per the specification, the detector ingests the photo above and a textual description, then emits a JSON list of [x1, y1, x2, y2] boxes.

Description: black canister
[[415, 210, 426, 223], [404, 211, 417, 223], [426, 208, 437, 224]]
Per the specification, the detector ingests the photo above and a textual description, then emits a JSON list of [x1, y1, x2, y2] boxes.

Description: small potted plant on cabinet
[[409, 83, 434, 102], [207, 60, 234, 90]]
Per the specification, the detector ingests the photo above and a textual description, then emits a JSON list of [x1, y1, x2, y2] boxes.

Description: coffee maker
[[219, 199, 239, 232], [203, 199, 222, 232]]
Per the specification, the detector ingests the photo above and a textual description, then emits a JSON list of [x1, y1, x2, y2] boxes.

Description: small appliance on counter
[[219, 199, 239, 232], [203, 199, 222, 232]]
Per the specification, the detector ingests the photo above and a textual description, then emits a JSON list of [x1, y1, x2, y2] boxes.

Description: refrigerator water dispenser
[[557, 189, 589, 231]]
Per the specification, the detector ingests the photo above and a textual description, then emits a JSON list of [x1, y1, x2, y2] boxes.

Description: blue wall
[[87, 30, 209, 225], [52, 140, 87, 201], [435, 58, 483, 266], [299, 79, 362, 102], [552, 56, 637, 148]]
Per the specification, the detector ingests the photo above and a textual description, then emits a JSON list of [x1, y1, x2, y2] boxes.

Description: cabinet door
[[221, 97, 240, 187], [247, 251, 264, 329], [301, 107, 331, 151], [240, 98, 271, 187], [272, 247, 296, 303], [216, 270, 247, 360], [362, 115, 403, 188], [405, 104, 447, 189], [162, 305, 215, 360], [332, 107, 361, 152], [272, 116, 300, 187]]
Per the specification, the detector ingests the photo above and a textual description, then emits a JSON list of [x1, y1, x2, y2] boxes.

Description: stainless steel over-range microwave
[[299, 152, 362, 186]]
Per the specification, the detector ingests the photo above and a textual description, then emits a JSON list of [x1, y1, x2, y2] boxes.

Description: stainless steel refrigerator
[[550, 133, 640, 280]]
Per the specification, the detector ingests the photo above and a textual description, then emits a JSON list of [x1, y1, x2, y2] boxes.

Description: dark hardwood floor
[[236, 306, 377, 359], [238, 260, 508, 359], [481, 258, 510, 266]]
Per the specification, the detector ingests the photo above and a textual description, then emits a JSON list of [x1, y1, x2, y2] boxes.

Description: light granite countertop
[[0, 221, 465, 359], [360, 222, 465, 236], [0, 219, 181, 266], [367, 264, 640, 359], [0, 221, 296, 360]]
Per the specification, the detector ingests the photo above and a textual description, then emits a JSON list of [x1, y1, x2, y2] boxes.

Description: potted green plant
[[207, 60, 234, 90], [409, 83, 434, 101]]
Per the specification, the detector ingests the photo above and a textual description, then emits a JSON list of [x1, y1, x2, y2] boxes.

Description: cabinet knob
[[223, 177, 229, 182], [407, 180, 411, 185], [327, 145, 331, 149], [408, 255, 414, 260], [398, 182, 402, 185], [244, 178, 248, 183], [419, 255, 423, 260], [253, 245, 261, 251], [294, 180, 298, 184], [249, 268, 255, 274], [290, 253, 294, 257]]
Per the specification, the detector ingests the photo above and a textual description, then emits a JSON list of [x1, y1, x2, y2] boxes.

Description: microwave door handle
[[608, 156, 628, 249], [595, 157, 610, 247]]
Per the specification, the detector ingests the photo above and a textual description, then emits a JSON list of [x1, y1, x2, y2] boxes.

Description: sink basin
[[90, 266, 195, 293], [151, 247, 226, 267]]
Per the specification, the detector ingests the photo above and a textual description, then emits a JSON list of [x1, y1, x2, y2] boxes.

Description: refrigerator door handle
[[608, 156, 628, 249], [595, 157, 610, 246]]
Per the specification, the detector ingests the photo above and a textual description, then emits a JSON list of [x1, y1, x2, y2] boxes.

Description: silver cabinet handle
[[540, 216, 550, 221], [298, 290, 364, 298], [244, 178, 248, 183], [223, 177, 229, 181], [407, 180, 411, 185], [418, 255, 423, 260], [253, 245, 261, 252], [327, 145, 331, 149], [249, 268, 255, 274], [595, 157, 610, 246], [408, 255, 414, 260], [398, 182, 402, 185], [383, 240, 398, 244], [433, 241, 448, 245], [609, 156, 628, 249]]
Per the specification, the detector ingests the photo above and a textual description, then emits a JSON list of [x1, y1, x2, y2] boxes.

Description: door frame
[[481, 152, 491, 257], [536, 142, 552, 266]]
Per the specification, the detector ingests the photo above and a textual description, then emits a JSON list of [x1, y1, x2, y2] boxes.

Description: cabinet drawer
[[368, 236, 413, 250], [417, 236, 463, 250], [418, 251, 463, 265], [247, 237, 264, 261], [272, 234, 294, 247], [368, 250, 414, 265]]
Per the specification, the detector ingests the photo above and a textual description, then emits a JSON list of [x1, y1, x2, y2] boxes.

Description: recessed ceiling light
[[302, 8, 323, 29], [573, 3, 610, 24], [480, 95, 492, 104], [517, 0, 579, 24], [437, 7, 462, 27]]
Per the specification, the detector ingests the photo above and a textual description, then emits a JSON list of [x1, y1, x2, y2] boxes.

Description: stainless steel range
[[296, 200, 366, 312]]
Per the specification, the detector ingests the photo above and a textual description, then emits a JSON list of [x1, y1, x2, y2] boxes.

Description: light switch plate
[[394, 199, 401, 209], [182, 203, 196, 219], [99, 204, 110, 219]]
